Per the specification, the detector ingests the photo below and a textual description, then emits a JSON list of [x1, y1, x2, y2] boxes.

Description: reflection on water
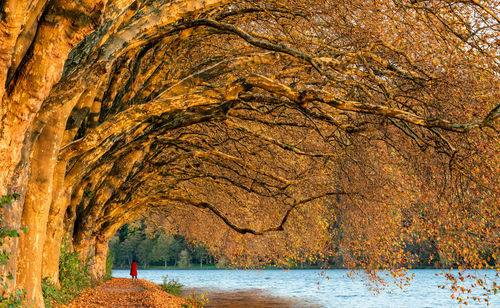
[[112, 269, 499, 308]]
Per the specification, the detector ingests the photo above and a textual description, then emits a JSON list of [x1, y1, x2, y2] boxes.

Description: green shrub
[[0, 193, 26, 307], [42, 238, 91, 307], [104, 251, 114, 281], [41, 277, 68, 307], [59, 239, 91, 293], [160, 275, 183, 296]]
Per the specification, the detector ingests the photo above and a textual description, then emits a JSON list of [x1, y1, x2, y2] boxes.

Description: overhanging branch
[[166, 191, 347, 235]]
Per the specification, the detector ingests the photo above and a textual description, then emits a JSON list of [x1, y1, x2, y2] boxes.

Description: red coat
[[130, 262, 138, 276]]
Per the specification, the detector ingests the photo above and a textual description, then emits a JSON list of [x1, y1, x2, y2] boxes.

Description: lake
[[112, 269, 499, 307]]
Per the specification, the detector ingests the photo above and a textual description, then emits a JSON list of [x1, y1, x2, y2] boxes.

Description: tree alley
[[0, 0, 498, 306]]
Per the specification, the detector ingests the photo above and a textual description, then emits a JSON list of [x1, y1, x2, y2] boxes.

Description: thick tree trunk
[[41, 87, 101, 284], [89, 224, 121, 281], [0, 0, 101, 188], [16, 109, 70, 306], [91, 239, 110, 281], [0, 0, 30, 101], [41, 160, 72, 285]]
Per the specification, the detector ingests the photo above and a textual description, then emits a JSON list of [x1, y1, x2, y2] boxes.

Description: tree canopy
[[0, 0, 498, 305]]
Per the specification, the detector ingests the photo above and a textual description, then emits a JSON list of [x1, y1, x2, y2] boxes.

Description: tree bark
[[16, 106, 72, 305]]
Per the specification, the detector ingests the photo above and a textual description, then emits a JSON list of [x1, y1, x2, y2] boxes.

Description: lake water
[[112, 269, 499, 307]]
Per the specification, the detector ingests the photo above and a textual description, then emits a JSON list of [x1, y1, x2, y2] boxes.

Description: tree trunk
[[1, 0, 104, 299], [16, 109, 70, 305], [41, 160, 71, 285], [90, 237, 110, 281]]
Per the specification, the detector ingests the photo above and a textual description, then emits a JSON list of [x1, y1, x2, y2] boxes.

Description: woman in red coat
[[130, 259, 138, 279]]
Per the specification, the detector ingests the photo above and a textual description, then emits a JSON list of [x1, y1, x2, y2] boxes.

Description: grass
[[159, 275, 183, 296], [159, 275, 208, 307]]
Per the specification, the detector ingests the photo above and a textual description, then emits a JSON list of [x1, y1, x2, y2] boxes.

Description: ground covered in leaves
[[61, 278, 187, 307]]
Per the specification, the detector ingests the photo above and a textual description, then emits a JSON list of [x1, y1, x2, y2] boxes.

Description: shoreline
[[112, 265, 456, 271], [60, 278, 319, 308]]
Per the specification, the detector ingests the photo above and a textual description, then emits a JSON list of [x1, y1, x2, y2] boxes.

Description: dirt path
[[61, 278, 186, 308]]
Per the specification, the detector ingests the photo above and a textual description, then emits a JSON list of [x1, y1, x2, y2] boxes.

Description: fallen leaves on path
[[60, 278, 187, 307]]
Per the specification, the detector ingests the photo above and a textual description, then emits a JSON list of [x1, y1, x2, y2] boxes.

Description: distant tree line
[[108, 224, 214, 269], [110, 219, 498, 271]]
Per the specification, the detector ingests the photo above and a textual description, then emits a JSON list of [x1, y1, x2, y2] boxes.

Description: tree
[[136, 238, 154, 269], [0, 0, 498, 305], [178, 249, 192, 268], [118, 231, 142, 266], [151, 234, 181, 268], [108, 236, 121, 266], [192, 245, 209, 268]]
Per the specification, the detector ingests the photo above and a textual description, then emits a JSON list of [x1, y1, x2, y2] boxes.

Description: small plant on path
[[182, 291, 209, 308]]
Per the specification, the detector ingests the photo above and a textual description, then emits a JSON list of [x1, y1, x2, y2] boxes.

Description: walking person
[[130, 259, 138, 279]]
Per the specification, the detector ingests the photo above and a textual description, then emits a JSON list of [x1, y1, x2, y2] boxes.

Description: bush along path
[[1, 193, 26, 307], [60, 278, 190, 308]]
